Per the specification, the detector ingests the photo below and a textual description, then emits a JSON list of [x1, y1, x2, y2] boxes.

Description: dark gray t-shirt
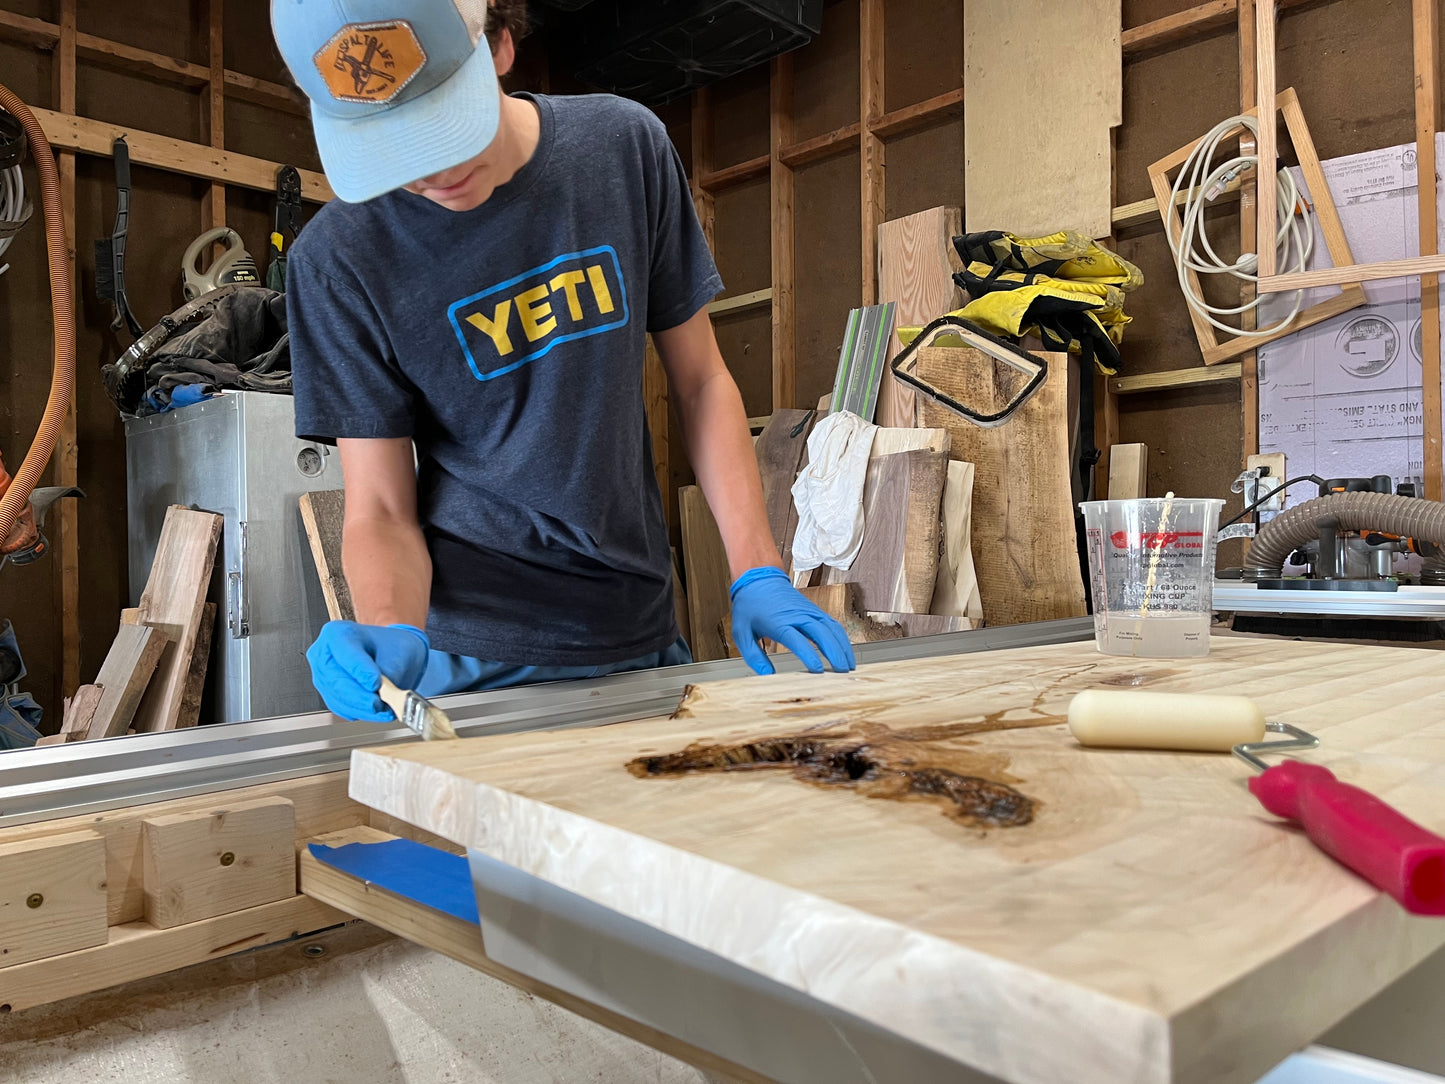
[[287, 92, 723, 665]]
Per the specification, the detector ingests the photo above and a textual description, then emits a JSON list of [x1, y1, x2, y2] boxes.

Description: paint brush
[[377, 677, 458, 741]]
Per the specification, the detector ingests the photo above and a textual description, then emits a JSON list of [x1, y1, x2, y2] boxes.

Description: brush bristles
[[422, 706, 457, 741]]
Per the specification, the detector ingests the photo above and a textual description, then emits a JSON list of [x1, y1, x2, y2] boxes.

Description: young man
[[271, 0, 854, 721]]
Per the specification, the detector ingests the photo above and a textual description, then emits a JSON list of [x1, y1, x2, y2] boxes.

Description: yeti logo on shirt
[[447, 246, 630, 381]]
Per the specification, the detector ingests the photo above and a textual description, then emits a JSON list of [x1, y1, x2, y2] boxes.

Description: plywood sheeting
[[963, 0, 1121, 239], [918, 346, 1087, 626]]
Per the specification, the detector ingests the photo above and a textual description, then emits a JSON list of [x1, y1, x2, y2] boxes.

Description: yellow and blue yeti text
[[447, 246, 629, 381]]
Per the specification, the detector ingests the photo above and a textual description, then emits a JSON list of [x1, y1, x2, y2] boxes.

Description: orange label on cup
[[313, 21, 426, 104]]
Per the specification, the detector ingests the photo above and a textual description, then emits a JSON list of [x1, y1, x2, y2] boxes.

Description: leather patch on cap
[[313, 20, 427, 104]]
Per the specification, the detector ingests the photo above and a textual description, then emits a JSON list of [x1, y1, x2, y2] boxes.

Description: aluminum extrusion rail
[[0, 618, 1094, 826]]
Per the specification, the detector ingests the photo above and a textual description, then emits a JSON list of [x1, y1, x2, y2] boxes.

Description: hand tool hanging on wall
[[93, 136, 144, 339], [266, 165, 302, 292]]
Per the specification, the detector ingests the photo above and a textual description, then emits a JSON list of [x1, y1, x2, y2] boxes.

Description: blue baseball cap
[[271, 0, 500, 203]]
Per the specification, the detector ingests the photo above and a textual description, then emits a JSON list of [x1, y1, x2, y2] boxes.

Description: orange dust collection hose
[[0, 82, 74, 547]]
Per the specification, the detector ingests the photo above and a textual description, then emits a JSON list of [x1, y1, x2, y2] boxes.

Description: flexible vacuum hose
[[1245, 491, 1445, 578], [0, 83, 74, 546]]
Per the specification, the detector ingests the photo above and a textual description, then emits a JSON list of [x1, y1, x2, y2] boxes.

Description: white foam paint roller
[[1068, 689, 1267, 752]]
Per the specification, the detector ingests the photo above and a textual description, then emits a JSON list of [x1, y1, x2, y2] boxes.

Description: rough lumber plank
[[300, 828, 775, 1084], [176, 602, 216, 729], [870, 88, 965, 140], [929, 460, 982, 624], [864, 612, 971, 636], [222, 69, 306, 115], [1257, 253, 1445, 293], [706, 288, 771, 316], [697, 154, 769, 193], [765, 584, 903, 652], [30, 106, 333, 201], [348, 638, 1445, 1084], [0, 830, 107, 968], [876, 208, 964, 428], [918, 347, 1087, 625], [0, 773, 362, 927], [142, 797, 297, 929], [1416, 0, 1443, 500], [131, 507, 223, 733], [1254, 0, 1278, 279], [860, 0, 886, 305], [671, 549, 690, 645], [819, 449, 948, 614], [689, 85, 715, 249], [0, 894, 347, 1011], [965, 0, 1120, 240], [299, 489, 353, 623], [1239, 0, 1260, 461], [0, 8, 57, 47], [679, 487, 731, 662], [1122, 0, 1234, 54], [869, 427, 950, 457], [770, 53, 796, 411], [60, 683, 103, 741], [643, 336, 670, 536], [54, 0, 78, 703], [777, 122, 860, 168], [753, 409, 815, 573], [86, 623, 168, 740], [1108, 442, 1148, 500]]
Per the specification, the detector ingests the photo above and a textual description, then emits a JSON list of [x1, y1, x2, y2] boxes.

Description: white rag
[[790, 410, 878, 575]]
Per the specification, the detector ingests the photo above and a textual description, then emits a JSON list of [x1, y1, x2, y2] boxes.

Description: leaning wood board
[[350, 637, 1445, 1084], [918, 345, 1087, 626]]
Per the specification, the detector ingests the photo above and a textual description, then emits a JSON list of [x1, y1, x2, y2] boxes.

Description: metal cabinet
[[125, 392, 338, 723]]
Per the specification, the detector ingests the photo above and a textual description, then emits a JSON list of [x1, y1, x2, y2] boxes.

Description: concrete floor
[[1, 921, 1440, 1083], [0, 924, 714, 1084]]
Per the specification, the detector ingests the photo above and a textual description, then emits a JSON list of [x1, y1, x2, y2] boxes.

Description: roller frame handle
[[1249, 760, 1445, 915]]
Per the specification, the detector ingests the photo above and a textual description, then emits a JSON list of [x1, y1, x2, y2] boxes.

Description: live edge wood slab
[[349, 638, 1445, 1084]]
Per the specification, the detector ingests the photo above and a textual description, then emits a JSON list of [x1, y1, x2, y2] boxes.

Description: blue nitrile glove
[[306, 621, 430, 722], [730, 566, 857, 676]]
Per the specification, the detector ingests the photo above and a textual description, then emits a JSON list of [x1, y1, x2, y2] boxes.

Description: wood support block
[[0, 830, 107, 968], [1108, 443, 1148, 500], [142, 797, 297, 929]]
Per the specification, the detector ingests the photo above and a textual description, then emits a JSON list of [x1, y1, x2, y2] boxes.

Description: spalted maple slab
[[350, 637, 1445, 1084]]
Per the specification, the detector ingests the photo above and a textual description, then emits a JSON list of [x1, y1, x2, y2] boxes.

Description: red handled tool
[[1236, 724, 1445, 915]]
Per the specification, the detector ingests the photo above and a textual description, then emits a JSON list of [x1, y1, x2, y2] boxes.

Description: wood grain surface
[[351, 637, 1445, 1084], [679, 486, 732, 662], [876, 207, 964, 428], [131, 506, 222, 733], [820, 448, 947, 613], [86, 623, 168, 739], [918, 346, 1087, 626], [299, 490, 354, 623]]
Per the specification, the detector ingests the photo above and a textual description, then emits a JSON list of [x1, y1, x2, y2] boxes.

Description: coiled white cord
[[0, 163, 24, 277], [1166, 114, 1314, 338]]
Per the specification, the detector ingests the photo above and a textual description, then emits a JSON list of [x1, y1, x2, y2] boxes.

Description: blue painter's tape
[[307, 838, 478, 925]]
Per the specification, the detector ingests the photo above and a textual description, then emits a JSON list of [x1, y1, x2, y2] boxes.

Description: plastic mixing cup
[[1080, 498, 1225, 658]]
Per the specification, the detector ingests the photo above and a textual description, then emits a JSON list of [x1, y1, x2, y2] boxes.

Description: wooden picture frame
[[1147, 86, 1366, 366]]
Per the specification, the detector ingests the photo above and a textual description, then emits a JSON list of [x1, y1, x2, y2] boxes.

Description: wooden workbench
[[349, 637, 1445, 1084]]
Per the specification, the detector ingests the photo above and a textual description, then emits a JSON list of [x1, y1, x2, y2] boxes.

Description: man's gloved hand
[[729, 566, 856, 676], [306, 621, 430, 721]]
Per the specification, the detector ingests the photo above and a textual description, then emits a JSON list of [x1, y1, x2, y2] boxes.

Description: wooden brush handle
[[376, 676, 409, 721]]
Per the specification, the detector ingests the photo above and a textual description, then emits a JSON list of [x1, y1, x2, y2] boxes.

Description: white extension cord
[[0, 163, 25, 277], [1166, 114, 1314, 338]]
